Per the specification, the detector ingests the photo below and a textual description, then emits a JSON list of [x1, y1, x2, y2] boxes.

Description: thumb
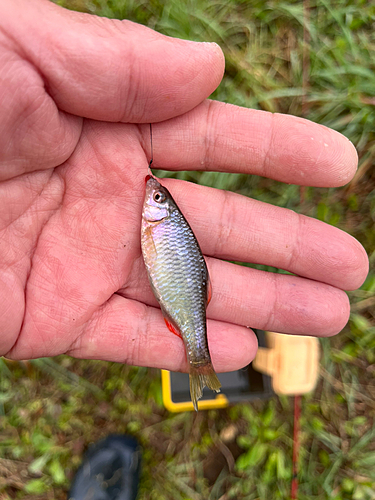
[[1, 0, 225, 123]]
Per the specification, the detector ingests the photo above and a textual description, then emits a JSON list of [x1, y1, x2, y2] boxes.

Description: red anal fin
[[164, 318, 182, 339], [207, 275, 212, 305]]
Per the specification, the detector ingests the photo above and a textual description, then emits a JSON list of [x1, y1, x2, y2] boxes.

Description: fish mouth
[[145, 174, 161, 186], [145, 216, 168, 224]]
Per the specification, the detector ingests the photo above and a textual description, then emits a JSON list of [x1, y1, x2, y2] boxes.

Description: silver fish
[[141, 175, 221, 410]]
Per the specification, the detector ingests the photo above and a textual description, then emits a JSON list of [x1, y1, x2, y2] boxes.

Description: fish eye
[[153, 191, 166, 204]]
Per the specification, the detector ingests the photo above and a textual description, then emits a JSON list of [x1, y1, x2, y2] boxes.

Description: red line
[[291, 395, 302, 499]]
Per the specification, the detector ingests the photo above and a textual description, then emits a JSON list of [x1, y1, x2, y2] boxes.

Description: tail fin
[[189, 363, 221, 411]]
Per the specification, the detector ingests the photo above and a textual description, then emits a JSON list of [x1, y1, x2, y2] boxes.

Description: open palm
[[1, 0, 368, 373]]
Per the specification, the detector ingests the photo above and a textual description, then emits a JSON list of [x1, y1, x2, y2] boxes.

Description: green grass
[[1, 0, 375, 499]]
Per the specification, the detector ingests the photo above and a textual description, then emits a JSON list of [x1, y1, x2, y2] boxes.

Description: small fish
[[141, 175, 221, 410]]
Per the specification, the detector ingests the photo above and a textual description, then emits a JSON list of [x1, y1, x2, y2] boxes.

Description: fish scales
[[141, 175, 221, 410], [150, 210, 209, 363]]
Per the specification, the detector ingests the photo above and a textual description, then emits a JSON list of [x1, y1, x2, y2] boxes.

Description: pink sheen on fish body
[[141, 175, 221, 410]]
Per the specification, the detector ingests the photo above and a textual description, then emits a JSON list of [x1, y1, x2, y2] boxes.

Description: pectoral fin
[[207, 274, 212, 305], [163, 317, 183, 339]]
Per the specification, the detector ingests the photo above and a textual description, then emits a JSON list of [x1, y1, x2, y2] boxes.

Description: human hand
[[0, 0, 368, 372]]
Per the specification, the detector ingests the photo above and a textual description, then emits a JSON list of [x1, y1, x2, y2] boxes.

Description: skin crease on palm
[[0, 0, 369, 374]]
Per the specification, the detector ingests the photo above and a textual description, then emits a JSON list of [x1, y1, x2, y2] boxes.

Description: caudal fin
[[189, 363, 221, 411]]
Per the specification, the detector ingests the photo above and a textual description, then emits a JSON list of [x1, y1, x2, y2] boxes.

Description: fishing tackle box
[[161, 330, 273, 412], [161, 330, 320, 412]]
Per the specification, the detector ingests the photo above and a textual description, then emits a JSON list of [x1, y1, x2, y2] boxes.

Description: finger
[[123, 255, 351, 337], [66, 294, 258, 373], [143, 100, 358, 187], [208, 259, 350, 336], [154, 178, 369, 291], [1, 0, 224, 123]]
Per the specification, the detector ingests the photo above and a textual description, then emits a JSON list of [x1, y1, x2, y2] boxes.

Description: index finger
[[143, 100, 358, 187]]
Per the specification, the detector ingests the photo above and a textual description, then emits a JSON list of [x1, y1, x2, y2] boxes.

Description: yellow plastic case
[[161, 330, 273, 412], [161, 331, 320, 412], [161, 369, 229, 412]]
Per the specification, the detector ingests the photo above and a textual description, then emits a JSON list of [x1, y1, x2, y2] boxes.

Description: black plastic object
[[169, 330, 273, 405], [68, 435, 141, 500]]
